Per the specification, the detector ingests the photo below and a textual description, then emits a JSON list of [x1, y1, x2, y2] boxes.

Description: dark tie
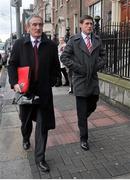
[[34, 40, 39, 81], [86, 36, 92, 52]]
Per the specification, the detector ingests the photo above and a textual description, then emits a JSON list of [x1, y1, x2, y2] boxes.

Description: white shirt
[[30, 36, 41, 48], [81, 32, 92, 45]]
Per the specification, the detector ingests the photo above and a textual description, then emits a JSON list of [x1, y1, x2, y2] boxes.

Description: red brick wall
[[121, 0, 130, 22], [53, 0, 81, 36], [53, 0, 113, 36], [66, 0, 80, 34]]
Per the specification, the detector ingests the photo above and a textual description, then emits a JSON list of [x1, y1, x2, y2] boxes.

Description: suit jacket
[[60, 32, 106, 97], [8, 33, 61, 130]]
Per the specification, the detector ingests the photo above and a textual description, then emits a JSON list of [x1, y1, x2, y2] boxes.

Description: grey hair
[[26, 14, 43, 25]]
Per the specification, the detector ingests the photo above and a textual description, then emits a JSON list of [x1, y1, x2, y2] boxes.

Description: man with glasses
[[8, 14, 60, 172], [61, 15, 106, 151]]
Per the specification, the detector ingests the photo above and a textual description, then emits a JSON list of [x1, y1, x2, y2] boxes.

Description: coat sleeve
[[50, 43, 61, 87], [60, 38, 87, 75], [8, 41, 19, 88]]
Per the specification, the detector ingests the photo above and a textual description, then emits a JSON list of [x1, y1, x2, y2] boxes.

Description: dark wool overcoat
[[8, 33, 61, 130], [60, 32, 106, 97]]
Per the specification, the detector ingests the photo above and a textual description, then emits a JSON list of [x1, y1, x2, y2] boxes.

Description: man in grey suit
[[61, 15, 106, 150]]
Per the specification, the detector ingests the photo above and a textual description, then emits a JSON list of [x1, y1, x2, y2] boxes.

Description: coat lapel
[[74, 33, 90, 56], [74, 33, 100, 55], [79, 39, 90, 55], [91, 35, 100, 53]]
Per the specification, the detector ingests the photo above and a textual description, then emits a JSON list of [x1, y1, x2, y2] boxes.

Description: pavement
[[0, 67, 130, 179]]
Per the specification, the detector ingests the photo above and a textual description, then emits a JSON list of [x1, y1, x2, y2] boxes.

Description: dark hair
[[80, 15, 94, 24]]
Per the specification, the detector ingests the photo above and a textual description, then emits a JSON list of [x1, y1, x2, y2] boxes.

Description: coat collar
[[23, 32, 49, 45], [74, 32, 100, 55]]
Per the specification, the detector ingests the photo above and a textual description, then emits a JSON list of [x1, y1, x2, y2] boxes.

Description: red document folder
[[17, 66, 30, 93]]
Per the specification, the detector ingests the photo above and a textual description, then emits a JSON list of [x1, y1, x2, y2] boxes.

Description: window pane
[[45, 3, 51, 22]]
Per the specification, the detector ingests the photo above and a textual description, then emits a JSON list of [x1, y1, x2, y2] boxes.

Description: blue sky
[[0, 0, 34, 42]]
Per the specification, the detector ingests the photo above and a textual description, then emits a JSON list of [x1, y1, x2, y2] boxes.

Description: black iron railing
[[100, 22, 130, 80]]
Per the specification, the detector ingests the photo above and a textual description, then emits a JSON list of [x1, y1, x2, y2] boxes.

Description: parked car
[[0, 42, 8, 67]]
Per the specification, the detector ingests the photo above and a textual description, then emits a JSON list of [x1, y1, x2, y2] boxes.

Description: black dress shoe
[[80, 141, 89, 151], [38, 161, 50, 172], [55, 82, 62, 87], [23, 141, 30, 150]]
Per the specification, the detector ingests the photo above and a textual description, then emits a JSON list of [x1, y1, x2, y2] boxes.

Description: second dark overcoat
[[60, 32, 106, 97]]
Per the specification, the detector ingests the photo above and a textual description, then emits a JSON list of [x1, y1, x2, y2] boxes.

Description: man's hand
[[14, 84, 21, 93]]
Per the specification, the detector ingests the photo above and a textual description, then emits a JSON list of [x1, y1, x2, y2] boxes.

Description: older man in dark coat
[[8, 14, 60, 172], [61, 15, 106, 151]]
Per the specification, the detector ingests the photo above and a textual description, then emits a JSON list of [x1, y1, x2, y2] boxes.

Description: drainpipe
[[80, 0, 82, 17]]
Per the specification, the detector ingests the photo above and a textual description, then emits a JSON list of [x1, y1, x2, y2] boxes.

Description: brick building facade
[[33, 0, 130, 39], [34, 0, 53, 39], [53, 0, 81, 38], [52, 0, 112, 38]]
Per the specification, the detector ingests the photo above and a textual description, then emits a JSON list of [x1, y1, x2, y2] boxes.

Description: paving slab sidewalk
[[0, 68, 130, 179]]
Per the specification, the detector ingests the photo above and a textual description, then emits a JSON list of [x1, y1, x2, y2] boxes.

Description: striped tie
[[86, 36, 92, 52]]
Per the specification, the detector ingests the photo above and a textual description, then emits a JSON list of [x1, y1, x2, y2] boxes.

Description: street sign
[[11, 0, 22, 7]]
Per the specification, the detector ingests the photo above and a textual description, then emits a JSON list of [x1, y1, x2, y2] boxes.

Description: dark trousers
[[68, 69, 73, 91], [76, 95, 99, 141], [19, 104, 48, 163], [61, 67, 69, 84]]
